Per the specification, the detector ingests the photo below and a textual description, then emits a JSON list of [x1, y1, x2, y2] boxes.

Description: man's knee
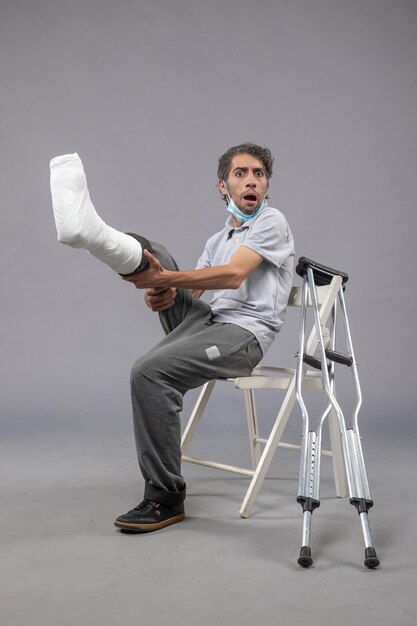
[[130, 355, 151, 387], [130, 352, 169, 390]]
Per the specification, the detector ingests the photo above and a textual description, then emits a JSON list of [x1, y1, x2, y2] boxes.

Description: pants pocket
[[211, 326, 263, 375]]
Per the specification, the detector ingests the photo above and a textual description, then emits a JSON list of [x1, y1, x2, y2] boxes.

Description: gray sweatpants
[[130, 240, 263, 506]]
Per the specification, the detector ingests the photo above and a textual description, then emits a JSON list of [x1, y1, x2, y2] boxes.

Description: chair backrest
[[287, 284, 330, 308]]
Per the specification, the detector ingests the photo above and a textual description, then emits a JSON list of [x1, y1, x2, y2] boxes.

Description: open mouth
[[243, 193, 258, 203]]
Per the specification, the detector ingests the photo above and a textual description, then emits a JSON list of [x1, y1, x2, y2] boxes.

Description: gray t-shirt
[[196, 206, 295, 354]]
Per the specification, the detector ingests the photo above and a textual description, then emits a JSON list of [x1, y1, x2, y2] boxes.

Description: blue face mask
[[223, 181, 266, 222], [226, 197, 266, 222]]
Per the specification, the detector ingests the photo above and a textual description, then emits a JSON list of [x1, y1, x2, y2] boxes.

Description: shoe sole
[[114, 513, 185, 533]]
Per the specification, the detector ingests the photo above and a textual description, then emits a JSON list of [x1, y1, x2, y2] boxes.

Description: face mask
[[223, 181, 266, 222]]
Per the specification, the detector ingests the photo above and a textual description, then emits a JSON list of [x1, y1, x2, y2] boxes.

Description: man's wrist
[[159, 269, 176, 288]]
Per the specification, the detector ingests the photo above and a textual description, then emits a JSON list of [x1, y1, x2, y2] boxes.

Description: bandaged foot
[[50, 153, 143, 275]]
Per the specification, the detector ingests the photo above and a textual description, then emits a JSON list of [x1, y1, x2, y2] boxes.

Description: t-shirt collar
[[225, 214, 250, 239]]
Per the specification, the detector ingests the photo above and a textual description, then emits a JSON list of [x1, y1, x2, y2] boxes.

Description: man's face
[[218, 154, 269, 216]]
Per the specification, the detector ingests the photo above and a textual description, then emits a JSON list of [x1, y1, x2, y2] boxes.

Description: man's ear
[[218, 179, 227, 198]]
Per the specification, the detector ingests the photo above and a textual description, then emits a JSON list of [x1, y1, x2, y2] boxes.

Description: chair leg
[[328, 406, 347, 497], [239, 384, 297, 518], [244, 389, 262, 470], [181, 380, 217, 453]]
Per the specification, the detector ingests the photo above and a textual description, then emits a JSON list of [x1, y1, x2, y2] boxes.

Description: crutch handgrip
[[303, 354, 323, 370], [303, 350, 353, 370], [325, 349, 353, 367]]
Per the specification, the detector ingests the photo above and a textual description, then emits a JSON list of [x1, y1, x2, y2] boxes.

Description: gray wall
[[1, 0, 416, 437]]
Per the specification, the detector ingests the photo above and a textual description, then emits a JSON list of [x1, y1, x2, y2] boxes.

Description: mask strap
[[222, 180, 232, 203]]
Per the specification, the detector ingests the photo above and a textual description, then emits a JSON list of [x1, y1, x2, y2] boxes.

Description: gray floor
[[1, 415, 416, 626]]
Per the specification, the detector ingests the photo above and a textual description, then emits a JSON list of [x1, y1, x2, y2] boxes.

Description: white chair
[[181, 273, 348, 518]]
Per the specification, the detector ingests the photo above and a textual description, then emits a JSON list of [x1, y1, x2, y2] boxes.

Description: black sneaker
[[114, 499, 185, 532]]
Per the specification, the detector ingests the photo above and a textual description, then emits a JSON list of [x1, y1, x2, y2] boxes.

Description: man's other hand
[[144, 287, 177, 312]]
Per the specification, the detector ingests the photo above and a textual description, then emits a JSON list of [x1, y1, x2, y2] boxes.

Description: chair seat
[[230, 366, 324, 390]]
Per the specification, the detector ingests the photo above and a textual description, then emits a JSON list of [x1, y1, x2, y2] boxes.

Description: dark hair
[[217, 142, 274, 182]]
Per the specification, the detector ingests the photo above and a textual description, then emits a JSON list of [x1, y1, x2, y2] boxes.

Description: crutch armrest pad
[[296, 256, 349, 285]]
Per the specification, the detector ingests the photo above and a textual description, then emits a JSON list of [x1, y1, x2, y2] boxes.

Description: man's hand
[[122, 250, 167, 289], [144, 287, 177, 312]]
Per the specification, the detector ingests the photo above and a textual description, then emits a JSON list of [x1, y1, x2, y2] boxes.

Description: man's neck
[[231, 216, 244, 228]]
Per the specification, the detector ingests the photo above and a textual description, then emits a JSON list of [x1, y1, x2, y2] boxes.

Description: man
[[49, 142, 294, 533]]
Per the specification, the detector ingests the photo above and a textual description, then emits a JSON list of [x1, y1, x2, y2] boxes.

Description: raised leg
[[49, 153, 145, 275]]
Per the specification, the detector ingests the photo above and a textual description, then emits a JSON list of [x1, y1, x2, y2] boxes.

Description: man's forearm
[[157, 264, 243, 290], [122, 246, 263, 291]]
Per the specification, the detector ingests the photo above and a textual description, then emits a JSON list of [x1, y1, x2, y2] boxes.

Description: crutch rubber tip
[[298, 546, 313, 568], [364, 547, 380, 569]]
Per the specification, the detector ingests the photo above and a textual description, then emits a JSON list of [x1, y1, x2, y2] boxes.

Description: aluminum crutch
[[295, 270, 337, 567], [336, 284, 380, 569], [295, 257, 380, 569]]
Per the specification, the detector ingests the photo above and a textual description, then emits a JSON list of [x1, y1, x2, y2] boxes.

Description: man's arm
[[125, 246, 263, 291]]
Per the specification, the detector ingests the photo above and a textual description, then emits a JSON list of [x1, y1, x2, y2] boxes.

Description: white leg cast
[[49, 153, 142, 275]]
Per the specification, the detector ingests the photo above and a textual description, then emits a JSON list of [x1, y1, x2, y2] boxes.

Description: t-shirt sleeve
[[195, 244, 211, 269], [241, 209, 294, 269]]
